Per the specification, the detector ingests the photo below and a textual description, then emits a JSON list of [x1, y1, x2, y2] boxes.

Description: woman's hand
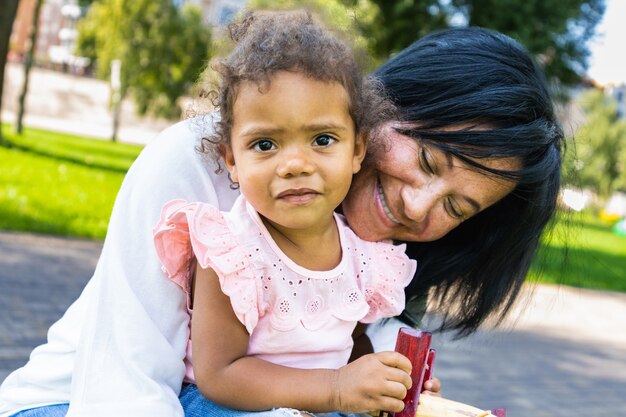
[[333, 351, 413, 414]]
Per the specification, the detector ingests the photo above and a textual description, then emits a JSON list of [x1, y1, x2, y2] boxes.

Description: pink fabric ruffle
[[359, 242, 416, 323], [153, 200, 263, 333]]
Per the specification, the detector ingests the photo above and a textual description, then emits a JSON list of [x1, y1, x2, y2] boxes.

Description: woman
[[0, 26, 563, 417]]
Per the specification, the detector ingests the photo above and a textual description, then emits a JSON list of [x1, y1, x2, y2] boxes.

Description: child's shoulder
[[335, 212, 415, 274]]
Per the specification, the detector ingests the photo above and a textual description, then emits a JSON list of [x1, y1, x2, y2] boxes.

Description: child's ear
[[352, 133, 367, 174], [221, 145, 239, 183]]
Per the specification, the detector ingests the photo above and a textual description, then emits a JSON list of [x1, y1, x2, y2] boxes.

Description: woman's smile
[[375, 178, 401, 225]]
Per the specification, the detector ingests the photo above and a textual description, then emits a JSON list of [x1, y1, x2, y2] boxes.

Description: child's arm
[[192, 264, 413, 414]]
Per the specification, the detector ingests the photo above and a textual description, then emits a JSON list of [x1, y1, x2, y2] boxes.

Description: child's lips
[[276, 188, 320, 204]]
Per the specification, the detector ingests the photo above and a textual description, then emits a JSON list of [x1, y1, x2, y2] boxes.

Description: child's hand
[[422, 377, 441, 396], [333, 351, 412, 414]]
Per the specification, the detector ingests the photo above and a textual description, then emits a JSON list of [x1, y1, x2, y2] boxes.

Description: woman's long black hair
[[375, 27, 564, 336]]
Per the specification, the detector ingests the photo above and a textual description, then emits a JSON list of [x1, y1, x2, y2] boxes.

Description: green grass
[[0, 124, 142, 238], [4, 125, 141, 172], [530, 211, 626, 292]]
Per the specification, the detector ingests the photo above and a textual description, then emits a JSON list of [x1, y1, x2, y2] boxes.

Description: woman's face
[[342, 123, 521, 242]]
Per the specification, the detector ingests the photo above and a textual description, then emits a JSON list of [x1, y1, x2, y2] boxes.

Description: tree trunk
[[111, 90, 120, 142], [0, 0, 21, 145], [17, 0, 44, 134]]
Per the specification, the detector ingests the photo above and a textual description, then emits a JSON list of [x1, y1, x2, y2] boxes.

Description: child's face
[[224, 71, 365, 233]]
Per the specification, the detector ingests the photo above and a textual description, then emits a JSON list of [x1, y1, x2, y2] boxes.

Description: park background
[[1, 1, 625, 416]]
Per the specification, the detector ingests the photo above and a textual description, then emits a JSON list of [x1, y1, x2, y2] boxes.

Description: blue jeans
[[10, 384, 365, 417]]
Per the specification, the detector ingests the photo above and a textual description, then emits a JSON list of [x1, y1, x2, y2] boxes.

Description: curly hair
[[198, 9, 395, 166]]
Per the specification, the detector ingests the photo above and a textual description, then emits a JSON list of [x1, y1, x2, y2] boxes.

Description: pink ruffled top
[[153, 196, 417, 383]]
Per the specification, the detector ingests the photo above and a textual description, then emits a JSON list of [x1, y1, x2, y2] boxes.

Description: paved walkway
[[0, 231, 625, 416]]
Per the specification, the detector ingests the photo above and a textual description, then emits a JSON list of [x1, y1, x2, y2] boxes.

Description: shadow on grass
[[0, 202, 107, 239], [23, 127, 142, 160], [2, 138, 132, 174]]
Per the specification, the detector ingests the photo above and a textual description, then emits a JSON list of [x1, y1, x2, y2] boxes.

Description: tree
[[342, 0, 449, 61], [564, 89, 626, 198], [341, 0, 605, 87], [454, 0, 605, 87], [0, 0, 20, 146], [76, 0, 211, 128], [16, 0, 44, 134]]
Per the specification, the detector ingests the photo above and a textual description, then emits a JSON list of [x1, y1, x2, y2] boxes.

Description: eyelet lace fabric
[[154, 196, 417, 370]]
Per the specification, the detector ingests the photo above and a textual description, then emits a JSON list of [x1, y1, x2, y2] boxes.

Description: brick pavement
[[1, 231, 625, 416], [0, 232, 101, 380]]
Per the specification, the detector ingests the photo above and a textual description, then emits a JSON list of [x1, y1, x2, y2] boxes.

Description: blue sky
[[587, 0, 626, 85]]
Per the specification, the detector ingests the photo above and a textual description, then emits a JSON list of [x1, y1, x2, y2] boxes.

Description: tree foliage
[[564, 89, 626, 197], [76, 0, 211, 119], [454, 0, 605, 87], [228, 0, 607, 88], [339, 0, 605, 87], [342, 0, 450, 61]]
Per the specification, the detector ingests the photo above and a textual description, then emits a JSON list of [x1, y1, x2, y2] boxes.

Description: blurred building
[[10, 0, 244, 67], [10, 0, 89, 72]]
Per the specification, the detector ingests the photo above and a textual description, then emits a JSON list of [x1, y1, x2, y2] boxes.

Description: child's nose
[[276, 148, 315, 177]]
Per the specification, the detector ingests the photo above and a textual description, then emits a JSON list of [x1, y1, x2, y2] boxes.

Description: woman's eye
[[313, 135, 335, 147], [252, 139, 276, 152], [446, 198, 464, 220], [420, 148, 435, 174]]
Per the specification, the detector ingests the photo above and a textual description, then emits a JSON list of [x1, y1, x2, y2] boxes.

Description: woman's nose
[[276, 148, 314, 178], [401, 184, 439, 223]]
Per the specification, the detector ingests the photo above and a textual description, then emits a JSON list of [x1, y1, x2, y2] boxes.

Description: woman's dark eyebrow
[[444, 153, 481, 212], [463, 196, 481, 212]]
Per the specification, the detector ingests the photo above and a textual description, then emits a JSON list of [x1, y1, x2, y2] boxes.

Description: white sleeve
[[64, 117, 237, 416]]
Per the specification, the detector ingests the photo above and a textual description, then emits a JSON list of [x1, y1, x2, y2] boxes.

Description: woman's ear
[[221, 145, 239, 183], [352, 133, 367, 174]]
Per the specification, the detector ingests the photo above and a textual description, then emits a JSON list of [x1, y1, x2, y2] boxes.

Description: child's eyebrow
[[240, 123, 349, 137], [303, 123, 350, 132]]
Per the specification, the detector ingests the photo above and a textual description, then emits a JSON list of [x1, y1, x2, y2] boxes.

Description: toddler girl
[[153, 11, 416, 416]]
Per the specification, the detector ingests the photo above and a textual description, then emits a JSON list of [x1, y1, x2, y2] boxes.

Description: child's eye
[[313, 135, 336, 147], [252, 139, 276, 152]]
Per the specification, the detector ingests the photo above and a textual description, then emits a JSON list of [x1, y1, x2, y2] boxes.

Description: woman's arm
[[192, 265, 413, 414], [67, 119, 238, 416]]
